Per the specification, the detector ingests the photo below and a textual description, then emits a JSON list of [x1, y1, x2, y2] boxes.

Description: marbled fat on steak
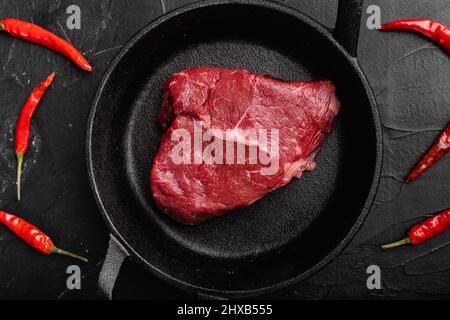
[[151, 67, 340, 225]]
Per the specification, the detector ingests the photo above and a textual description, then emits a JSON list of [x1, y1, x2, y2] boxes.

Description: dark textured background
[[0, 0, 449, 299]]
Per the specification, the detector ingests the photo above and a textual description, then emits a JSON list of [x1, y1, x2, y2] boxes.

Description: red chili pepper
[[379, 19, 450, 54], [0, 18, 92, 71], [15, 72, 55, 201], [0, 210, 88, 262], [405, 123, 450, 183], [382, 208, 450, 249]]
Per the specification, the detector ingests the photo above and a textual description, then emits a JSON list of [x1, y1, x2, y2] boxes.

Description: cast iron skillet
[[87, 0, 382, 299]]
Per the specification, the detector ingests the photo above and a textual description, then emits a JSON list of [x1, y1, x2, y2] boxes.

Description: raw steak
[[150, 67, 340, 225]]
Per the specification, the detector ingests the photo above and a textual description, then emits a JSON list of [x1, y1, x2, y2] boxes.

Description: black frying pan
[[87, 0, 382, 299]]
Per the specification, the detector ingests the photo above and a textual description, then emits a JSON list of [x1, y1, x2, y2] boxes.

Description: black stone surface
[[0, 0, 449, 299]]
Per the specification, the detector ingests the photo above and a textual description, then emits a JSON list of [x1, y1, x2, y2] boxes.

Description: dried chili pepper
[[0, 18, 92, 71], [15, 72, 55, 201], [379, 19, 450, 54], [405, 123, 450, 183], [382, 208, 450, 249], [0, 210, 88, 262]]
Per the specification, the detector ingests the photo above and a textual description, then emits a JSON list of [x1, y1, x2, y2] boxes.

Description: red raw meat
[[151, 67, 340, 225]]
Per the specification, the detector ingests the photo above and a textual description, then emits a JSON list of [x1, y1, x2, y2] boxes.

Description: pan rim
[[86, 0, 383, 297]]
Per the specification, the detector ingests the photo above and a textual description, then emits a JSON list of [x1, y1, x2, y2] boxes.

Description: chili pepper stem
[[50, 245, 88, 263], [381, 237, 412, 249], [16, 152, 23, 201]]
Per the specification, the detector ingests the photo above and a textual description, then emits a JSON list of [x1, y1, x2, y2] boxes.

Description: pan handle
[[334, 0, 363, 58], [98, 234, 130, 300]]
